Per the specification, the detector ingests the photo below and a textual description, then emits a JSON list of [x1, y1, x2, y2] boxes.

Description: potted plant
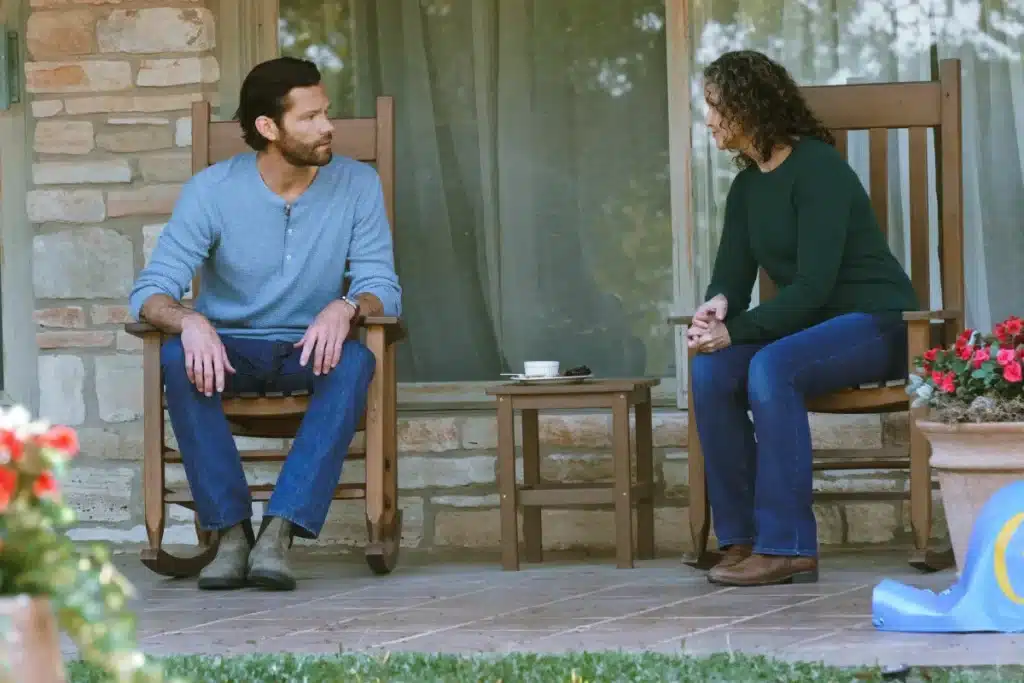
[[907, 315, 1024, 570], [0, 405, 171, 683]]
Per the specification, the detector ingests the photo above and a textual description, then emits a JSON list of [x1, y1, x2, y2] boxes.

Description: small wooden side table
[[485, 378, 660, 570]]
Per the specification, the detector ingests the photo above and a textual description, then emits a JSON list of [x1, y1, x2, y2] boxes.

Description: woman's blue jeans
[[690, 312, 907, 557]]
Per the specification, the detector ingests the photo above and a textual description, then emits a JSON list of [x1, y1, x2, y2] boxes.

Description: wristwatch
[[340, 295, 361, 321]]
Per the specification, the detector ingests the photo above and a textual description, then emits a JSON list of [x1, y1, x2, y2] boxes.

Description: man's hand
[[687, 319, 732, 353], [180, 313, 235, 397], [295, 299, 357, 375]]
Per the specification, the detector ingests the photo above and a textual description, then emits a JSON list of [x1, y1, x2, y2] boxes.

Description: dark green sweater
[[706, 137, 920, 345]]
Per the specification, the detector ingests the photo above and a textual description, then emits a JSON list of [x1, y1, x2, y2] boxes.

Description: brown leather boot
[[708, 553, 818, 586], [714, 544, 752, 570]]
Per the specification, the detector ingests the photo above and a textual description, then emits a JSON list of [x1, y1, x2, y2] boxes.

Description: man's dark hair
[[235, 57, 322, 151]]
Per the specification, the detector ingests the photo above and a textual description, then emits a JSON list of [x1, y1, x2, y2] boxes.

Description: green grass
[[65, 652, 1024, 682]]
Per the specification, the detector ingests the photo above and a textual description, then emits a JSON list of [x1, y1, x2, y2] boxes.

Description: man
[[128, 56, 401, 591]]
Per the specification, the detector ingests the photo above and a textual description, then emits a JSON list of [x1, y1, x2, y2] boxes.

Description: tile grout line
[[541, 587, 738, 638], [782, 626, 850, 651], [653, 583, 870, 648], [349, 580, 650, 651]]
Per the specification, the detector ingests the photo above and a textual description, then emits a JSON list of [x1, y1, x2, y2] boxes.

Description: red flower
[[1005, 317, 1023, 337], [973, 347, 991, 369], [923, 348, 939, 363], [36, 425, 79, 457], [0, 466, 16, 513], [997, 348, 1017, 366], [1004, 361, 1023, 384], [995, 323, 1010, 343], [939, 372, 957, 393], [958, 344, 973, 361], [0, 430, 23, 463], [32, 471, 59, 500], [931, 369, 944, 384]]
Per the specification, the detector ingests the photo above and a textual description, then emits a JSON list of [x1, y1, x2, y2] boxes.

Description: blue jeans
[[161, 335, 376, 539], [690, 312, 906, 557]]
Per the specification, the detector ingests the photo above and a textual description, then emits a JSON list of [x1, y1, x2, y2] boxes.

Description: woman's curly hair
[[703, 50, 834, 170]]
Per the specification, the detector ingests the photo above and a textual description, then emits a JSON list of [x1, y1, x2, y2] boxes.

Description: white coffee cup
[[523, 361, 559, 378]]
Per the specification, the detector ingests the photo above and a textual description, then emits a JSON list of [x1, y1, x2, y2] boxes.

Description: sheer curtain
[[687, 0, 1024, 332], [281, 0, 675, 383]]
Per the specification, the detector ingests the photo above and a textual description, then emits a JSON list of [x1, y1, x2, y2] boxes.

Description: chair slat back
[[757, 60, 964, 338], [188, 97, 396, 297]]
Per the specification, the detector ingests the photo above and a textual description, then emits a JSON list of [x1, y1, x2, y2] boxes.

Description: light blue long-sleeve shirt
[[129, 152, 401, 341]]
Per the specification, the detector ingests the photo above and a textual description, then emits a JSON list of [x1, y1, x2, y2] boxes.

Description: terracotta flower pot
[[0, 596, 66, 683], [917, 420, 1024, 571]]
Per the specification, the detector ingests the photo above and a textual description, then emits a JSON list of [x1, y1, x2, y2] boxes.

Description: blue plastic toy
[[872, 480, 1024, 633]]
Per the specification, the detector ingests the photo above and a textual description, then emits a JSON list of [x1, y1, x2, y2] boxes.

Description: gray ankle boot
[[247, 516, 296, 591], [197, 521, 253, 590]]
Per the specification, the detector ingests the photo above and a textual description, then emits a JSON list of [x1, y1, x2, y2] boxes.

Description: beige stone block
[[26, 189, 105, 223], [26, 9, 96, 58], [398, 416, 459, 452], [96, 126, 172, 153], [64, 463, 135, 523], [174, 116, 191, 146], [661, 450, 688, 495], [460, 415, 497, 450], [809, 413, 882, 449], [95, 355, 143, 423], [814, 504, 845, 545], [399, 454, 495, 489], [32, 159, 132, 185], [142, 222, 165, 263], [36, 330, 114, 349], [38, 355, 85, 426], [432, 494, 500, 508], [75, 427, 122, 461], [97, 8, 215, 54], [139, 152, 191, 182], [137, 56, 219, 87], [883, 412, 911, 447], [33, 306, 85, 329], [541, 509, 617, 550], [115, 331, 142, 352], [31, 100, 63, 117], [63, 93, 202, 115], [433, 509, 504, 548], [107, 184, 181, 217], [846, 502, 900, 544], [26, 60, 131, 93], [34, 120, 93, 155], [33, 228, 133, 298], [539, 413, 611, 448], [91, 304, 131, 325], [108, 116, 169, 125], [654, 506, 692, 552], [814, 470, 907, 494], [307, 497, 423, 548], [541, 453, 614, 483], [901, 493, 949, 541], [652, 411, 687, 448]]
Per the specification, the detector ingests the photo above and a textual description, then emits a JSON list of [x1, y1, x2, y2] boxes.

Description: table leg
[[521, 408, 542, 563], [497, 396, 519, 570], [635, 389, 655, 560], [612, 393, 634, 569]]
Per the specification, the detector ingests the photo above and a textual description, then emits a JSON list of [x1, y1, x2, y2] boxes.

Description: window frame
[[225, 0, 693, 411]]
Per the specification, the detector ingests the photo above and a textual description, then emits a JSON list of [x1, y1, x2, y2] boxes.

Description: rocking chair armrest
[[359, 315, 406, 343], [667, 313, 695, 326], [124, 322, 161, 338], [902, 309, 962, 323]]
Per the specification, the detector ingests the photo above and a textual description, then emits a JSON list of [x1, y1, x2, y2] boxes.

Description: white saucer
[[503, 373, 594, 385]]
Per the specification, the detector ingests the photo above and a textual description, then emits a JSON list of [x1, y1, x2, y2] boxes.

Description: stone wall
[[23, 2, 945, 557]]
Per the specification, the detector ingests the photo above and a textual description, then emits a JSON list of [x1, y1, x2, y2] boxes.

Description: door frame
[[0, 0, 36, 410]]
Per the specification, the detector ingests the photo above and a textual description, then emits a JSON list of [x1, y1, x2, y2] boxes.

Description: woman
[[687, 50, 918, 587]]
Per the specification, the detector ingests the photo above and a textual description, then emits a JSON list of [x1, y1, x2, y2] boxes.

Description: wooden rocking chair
[[125, 96, 406, 577], [670, 60, 965, 573]]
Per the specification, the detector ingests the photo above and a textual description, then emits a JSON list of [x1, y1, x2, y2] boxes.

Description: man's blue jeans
[[690, 312, 906, 557], [161, 335, 376, 539]]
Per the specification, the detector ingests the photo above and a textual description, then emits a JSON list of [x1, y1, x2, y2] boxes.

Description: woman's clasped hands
[[686, 294, 732, 353]]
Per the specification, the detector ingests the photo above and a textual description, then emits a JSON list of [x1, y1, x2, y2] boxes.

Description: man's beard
[[278, 132, 332, 167]]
